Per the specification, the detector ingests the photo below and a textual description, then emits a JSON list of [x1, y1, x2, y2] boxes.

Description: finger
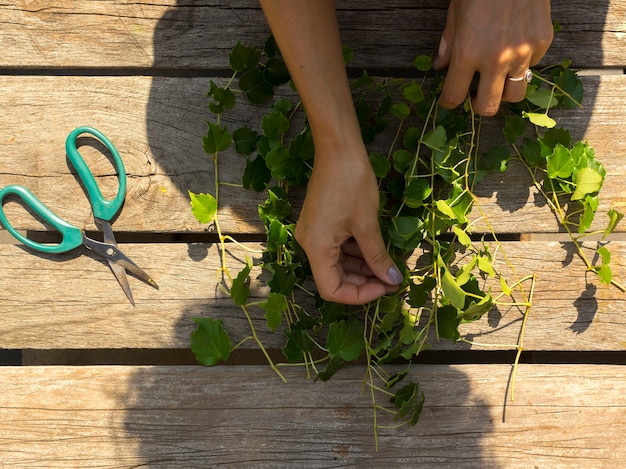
[[471, 66, 507, 116], [438, 58, 476, 111], [432, 6, 455, 71], [502, 65, 531, 103], [353, 226, 403, 286], [341, 253, 375, 278]]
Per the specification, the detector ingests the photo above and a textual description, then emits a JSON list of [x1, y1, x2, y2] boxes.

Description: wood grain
[[0, 75, 625, 234], [1, 240, 625, 351], [0, 364, 624, 468], [0, 1, 623, 69]]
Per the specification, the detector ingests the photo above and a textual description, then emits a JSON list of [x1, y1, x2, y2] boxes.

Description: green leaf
[[453, 225, 472, 248], [579, 195, 599, 233], [190, 318, 232, 366], [267, 263, 298, 294], [604, 209, 624, 239], [289, 131, 314, 161], [327, 316, 365, 361], [477, 255, 496, 277], [595, 246, 613, 284], [479, 145, 510, 172], [265, 146, 291, 180], [262, 112, 290, 139], [264, 57, 290, 86], [239, 69, 274, 104], [258, 189, 292, 223], [390, 381, 425, 426], [440, 260, 466, 310], [207, 80, 236, 114], [462, 294, 493, 322], [260, 292, 288, 331], [203, 121, 232, 154], [391, 102, 411, 119], [404, 178, 432, 208], [393, 149, 414, 172], [230, 258, 252, 306], [572, 167, 603, 200], [526, 88, 558, 109], [523, 111, 556, 128], [267, 219, 289, 251], [189, 191, 217, 224], [522, 137, 544, 166], [554, 68, 583, 108], [242, 156, 271, 192], [402, 82, 424, 104], [436, 199, 457, 220], [539, 128, 572, 156], [316, 355, 344, 381], [233, 127, 259, 155], [368, 152, 391, 178], [282, 329, 314, 362], [422, 126, 447, 150], [229, 41, 261, 72], [436, 305, 461, 342], [388, 216, 424, 250], [503, 114, 527, 144], [413, 55, 432, 71], [547, 144, 575, 179]]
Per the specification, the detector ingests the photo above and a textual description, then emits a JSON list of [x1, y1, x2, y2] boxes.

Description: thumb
[[432, 6, 455, 71], [355, 228, 404, 286]]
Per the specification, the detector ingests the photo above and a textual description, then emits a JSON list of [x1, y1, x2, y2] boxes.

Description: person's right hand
[[294, 140, 403, 305]]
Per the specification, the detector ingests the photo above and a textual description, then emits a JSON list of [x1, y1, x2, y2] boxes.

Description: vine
[[188, 36, 622, 446]]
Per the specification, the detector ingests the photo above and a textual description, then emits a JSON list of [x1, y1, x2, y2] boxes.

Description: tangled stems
[[189, 37, 623, 442]]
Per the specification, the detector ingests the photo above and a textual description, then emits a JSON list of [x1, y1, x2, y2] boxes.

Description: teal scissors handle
[[66, 126, 127, 222], [0, 185, 83, 254]]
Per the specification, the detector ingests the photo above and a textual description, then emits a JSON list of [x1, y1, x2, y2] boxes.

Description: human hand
[[295, 143, 403, 305], [433, 0, 553, 116]]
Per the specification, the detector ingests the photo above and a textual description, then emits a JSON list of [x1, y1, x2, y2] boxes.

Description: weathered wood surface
[[0, 364, 624, 468], [0, 74, 625, 234], [0, 0, 623, 69], [1, 240, 625, 351]]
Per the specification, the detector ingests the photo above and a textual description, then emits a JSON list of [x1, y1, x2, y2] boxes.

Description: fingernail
[[388, 265, 404, 285], [438, 35, 449, 58]]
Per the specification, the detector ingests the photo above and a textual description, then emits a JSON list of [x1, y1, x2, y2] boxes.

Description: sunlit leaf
[[522, 111, 556, 128], [190, 318, 232, 366], [572, 167, 603, 200], [604, 209, 624, 239], [189, 191, 217, 224]]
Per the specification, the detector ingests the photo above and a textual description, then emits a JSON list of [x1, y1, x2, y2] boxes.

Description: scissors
[[0, 126, 158, 305]]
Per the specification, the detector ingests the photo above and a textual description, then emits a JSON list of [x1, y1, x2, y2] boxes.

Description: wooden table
[[1, 1, 625, 467]]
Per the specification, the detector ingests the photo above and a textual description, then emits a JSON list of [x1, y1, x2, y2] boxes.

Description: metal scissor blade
[[109, 260, 135, 306], [83, 234, 159, 295], [95, 219, 135, 305]]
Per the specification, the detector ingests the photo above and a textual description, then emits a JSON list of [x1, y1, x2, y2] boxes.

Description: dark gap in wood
[[24, 230, 266, 244], [0, 67, 236, 78], [14, 348, 626, 367]]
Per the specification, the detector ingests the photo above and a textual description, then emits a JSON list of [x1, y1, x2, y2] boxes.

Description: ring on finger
[[508, 69, 533, 84]]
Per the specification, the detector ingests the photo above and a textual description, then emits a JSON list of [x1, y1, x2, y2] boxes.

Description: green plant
[[188, 37, 622, 446]]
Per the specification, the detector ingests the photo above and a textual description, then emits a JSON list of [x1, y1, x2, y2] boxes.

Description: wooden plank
[[0, 1, 623, 69], [0, 75, 625, 234], [0, 364, 624, 467], [1, 241, 625, 351]]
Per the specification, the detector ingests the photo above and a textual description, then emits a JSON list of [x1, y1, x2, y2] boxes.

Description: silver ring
[[508, 69, 533, 84]]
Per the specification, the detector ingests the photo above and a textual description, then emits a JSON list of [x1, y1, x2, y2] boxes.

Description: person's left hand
[[433, 0, 554, 116]]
